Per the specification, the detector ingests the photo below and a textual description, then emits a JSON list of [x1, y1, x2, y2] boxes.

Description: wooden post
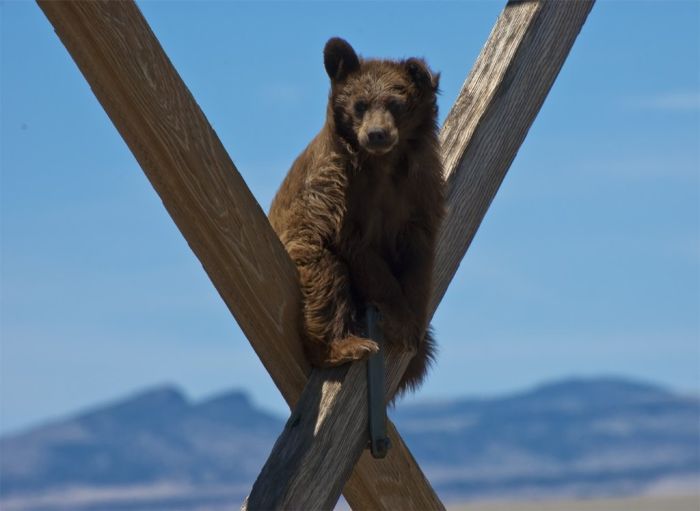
[[245, 1, 595, 509], [36, 1, 440, 509]]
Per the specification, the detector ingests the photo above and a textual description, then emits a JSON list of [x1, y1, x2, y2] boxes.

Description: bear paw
[[322, 335, 380, 366]]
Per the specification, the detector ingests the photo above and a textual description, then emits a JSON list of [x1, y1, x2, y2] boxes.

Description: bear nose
[[367, 128, 388, 145]]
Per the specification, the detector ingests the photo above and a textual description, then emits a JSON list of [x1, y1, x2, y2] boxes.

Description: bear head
[[323, 37, 440, 156]]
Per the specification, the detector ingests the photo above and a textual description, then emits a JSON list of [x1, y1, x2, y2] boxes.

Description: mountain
[[0, 386, 282, 510], [1, 378, 698, 510], [391, 378, 699, 501]]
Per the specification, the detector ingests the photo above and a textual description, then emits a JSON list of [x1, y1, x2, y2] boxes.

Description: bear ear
[[324, 37, 360, 82], [405, 58, 439, 93]]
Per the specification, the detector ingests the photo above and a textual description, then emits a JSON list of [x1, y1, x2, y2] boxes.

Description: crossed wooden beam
[[37, 1, 594, 509]]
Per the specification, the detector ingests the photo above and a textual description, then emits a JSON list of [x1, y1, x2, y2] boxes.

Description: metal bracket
[[366, 305, 391, 459]]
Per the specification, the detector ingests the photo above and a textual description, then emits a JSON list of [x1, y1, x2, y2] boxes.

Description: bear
[[268, 37, 445, 397]]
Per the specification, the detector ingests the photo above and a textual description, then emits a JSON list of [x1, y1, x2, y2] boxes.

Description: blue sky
[[1, 0, 698, 434]]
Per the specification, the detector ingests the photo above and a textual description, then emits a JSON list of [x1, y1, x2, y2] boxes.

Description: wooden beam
[[432, 0, 596, 312], [245, 0, 595, 509], [36, 0, 308, 404], [36, 1, 440, 509]]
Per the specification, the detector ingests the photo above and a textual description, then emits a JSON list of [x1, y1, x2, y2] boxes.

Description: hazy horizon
[[0, 373, 694, 438]]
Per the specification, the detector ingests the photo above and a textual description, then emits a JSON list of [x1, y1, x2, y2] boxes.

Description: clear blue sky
[[2, 0, 698, 434]]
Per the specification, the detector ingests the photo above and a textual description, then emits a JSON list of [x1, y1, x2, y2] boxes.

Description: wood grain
[[433, 0, 596, 312], [36, 1, 441, 509], [36, 0, 309, 404], [245, 0, 594, 509]]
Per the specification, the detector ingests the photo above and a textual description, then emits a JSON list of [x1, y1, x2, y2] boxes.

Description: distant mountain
[[391, 378, 700, 501], [1, 377, 698, 510], [0, 386, 282, 510]]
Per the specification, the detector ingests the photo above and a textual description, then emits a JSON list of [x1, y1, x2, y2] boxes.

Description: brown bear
[[269, 37, 444, 397]]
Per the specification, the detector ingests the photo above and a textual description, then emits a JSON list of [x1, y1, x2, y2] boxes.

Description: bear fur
[[268, 38, 445, 397]]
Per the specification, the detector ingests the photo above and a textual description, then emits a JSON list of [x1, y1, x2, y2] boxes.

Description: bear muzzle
[[359, 121, 398, 155]]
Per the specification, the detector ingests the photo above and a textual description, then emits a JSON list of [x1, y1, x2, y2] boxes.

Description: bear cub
[[269, 38, 445, 397]]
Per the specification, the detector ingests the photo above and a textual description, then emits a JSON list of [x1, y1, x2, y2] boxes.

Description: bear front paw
[[322, 335, 379, 366]]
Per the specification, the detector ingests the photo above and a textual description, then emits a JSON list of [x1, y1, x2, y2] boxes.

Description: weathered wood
[[245, 0, 595, 509], [36, 0, 308, 404], [246, 344, 421, 510], [343, 421, 438, 510], [432, 0, 596, 312], [36, 1, 440, 509]]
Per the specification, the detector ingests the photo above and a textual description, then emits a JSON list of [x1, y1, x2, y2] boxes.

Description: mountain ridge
[[1, 376, 698, 509]]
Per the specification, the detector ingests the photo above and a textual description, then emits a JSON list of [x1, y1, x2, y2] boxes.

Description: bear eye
[[387, 99, 404, 115], [354, 101, 368, 116]]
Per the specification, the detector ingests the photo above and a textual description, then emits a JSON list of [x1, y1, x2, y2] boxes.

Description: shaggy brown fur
[[269, 38, 445, 397]]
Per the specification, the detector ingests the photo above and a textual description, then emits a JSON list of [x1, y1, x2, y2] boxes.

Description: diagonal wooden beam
[[432, 0, 597, 312], [35, 1, 440, 509], [245, 0, 595, 509], [36, 0, 310, 404]]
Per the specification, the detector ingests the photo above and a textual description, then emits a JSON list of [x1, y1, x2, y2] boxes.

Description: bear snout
[[361, 126, 397, 154], [358, 108, 398, 154], [368, 128, 388, 144]]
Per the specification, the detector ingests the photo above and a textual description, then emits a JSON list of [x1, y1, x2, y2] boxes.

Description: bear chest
[[343, 171, 412, 257]]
